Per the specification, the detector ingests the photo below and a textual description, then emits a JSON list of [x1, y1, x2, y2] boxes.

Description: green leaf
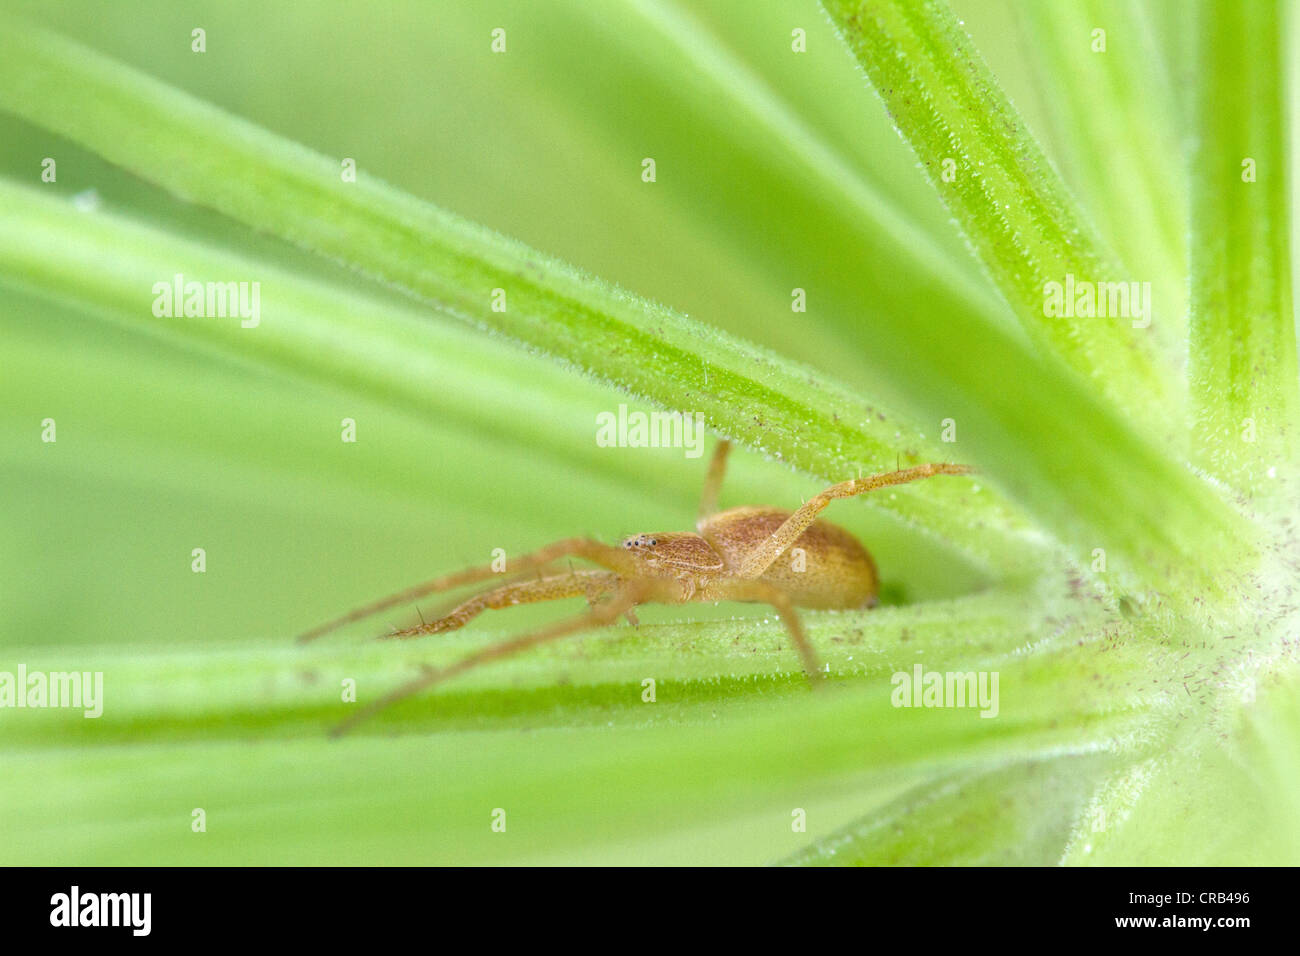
[[820, 0, 1181, 430], [1062, 681, 1300, 867], [0, 179, 1030, 573], [0, 589, 1145, 864], [1013, 0, 1188, 355], [1188, 0, 1300, 494], [780, 754, 1118, 866], [606, 0, 1002, 318]]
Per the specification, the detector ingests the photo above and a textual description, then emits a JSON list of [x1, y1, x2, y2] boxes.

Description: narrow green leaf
[[0, 587, 1061, 748], [613, 0, 1003, 320], [1062, 707, 1300, 866], [780, 753, 1117, 866], [0, 590, 1143, 864], [0, 180, 1031, 572], [820, 0, 1182, 431], [1015, 0, 1188, 355], [1188, 0, 1300, 494]]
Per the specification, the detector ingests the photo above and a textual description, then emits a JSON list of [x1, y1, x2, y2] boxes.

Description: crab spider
[[298, 440, 974, 735]]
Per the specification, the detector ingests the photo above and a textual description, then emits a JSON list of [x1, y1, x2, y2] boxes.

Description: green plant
[[0, 0, 1295, 865]]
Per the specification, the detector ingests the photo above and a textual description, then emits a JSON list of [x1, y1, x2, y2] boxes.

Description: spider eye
[[648, 538, 657, 546]]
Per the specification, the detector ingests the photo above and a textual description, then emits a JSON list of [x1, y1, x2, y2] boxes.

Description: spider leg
[[703, 578, 824, 682], [296, 537, 636, 643], [696, 438, 733, 529], [331, 576, 677, 736], [735, 463, 975, 579], [422, 560, 566, 619], [384, 570, 620, 638]]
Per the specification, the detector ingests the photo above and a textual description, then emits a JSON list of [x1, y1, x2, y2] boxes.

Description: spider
[[299, 440, 974, 735]]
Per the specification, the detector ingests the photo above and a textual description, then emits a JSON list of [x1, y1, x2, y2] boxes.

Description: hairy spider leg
[[296, 538, 637, 643], [384, 570, 621, 638], [736, 463, 976, 579], [331, 576, 678, 736], [699, 576, 823, 680], [697, 438, 733, 527]]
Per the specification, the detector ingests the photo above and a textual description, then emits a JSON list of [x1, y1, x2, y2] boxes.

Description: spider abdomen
[[700, 507, 879, 609]]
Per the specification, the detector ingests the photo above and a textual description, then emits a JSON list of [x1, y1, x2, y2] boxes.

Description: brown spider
[[299, 440, 974, 735]]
